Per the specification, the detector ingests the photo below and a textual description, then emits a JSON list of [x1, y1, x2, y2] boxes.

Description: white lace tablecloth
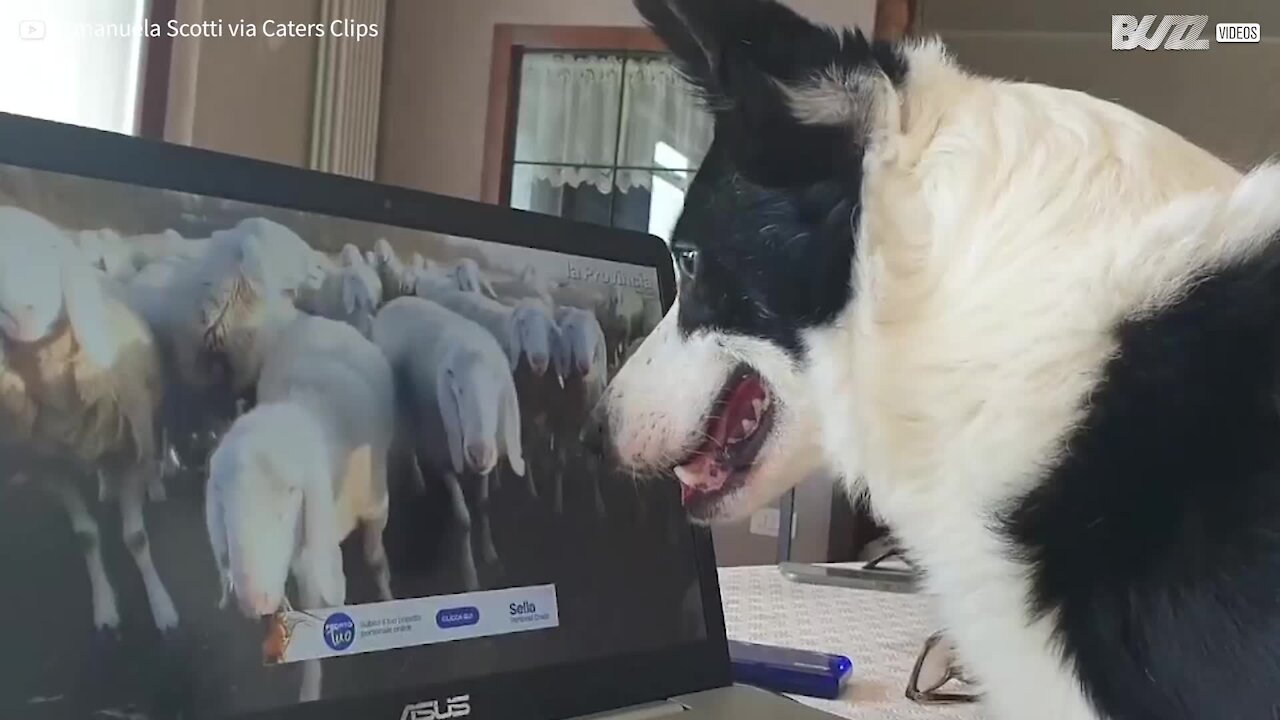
[[717, 564, 985, 720]]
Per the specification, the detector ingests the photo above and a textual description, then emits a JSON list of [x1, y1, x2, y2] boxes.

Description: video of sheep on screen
[[0, 163, 676, 716]]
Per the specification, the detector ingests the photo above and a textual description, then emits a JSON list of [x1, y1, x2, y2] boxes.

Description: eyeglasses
[[905, 632, 980, 705]]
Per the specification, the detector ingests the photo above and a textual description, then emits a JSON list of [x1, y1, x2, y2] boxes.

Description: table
[[717, 564, 984, 720]]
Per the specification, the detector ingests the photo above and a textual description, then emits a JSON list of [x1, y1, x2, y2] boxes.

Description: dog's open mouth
[[673, 366, 776, 512]]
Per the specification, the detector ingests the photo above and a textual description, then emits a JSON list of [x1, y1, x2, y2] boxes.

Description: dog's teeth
[[761, 394, 772, 411], [742, 419, 756, 435], [673, 465, 696, 487], [751, 399, 764, 418]]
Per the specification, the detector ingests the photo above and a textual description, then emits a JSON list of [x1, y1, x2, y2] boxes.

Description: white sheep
[[364, 249, 377, 266], [372, 238, 415, 300], [373, 297, 526, 590], [72, 227, 135, 280], [124, 224, 310, 476], [603, 285, 647, 367], [549, 306, 610, 516], [489, 264, 555, 310], [71, 227, 204, 282], [217, 218, 330, 299], [297, 261, 383, 339], [547, 280, 607, 315], [451, 257, 498, 298], [416, 283, 560, 382], [206, 292, 396, 703], [339, 243, 365, 267], [128, 229, 204, 270], [0, 206, 179, 633]]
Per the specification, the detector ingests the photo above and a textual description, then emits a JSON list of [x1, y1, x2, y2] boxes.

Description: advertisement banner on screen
[[268, 585, 560, 664]]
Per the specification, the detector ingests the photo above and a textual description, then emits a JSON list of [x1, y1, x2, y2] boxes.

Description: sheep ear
[[499, 382, 525, 477], [481, 276, 498, 299], [340, 272, 359, 315], [61, 253, 118, 369], [302, 469, 345, 607], [552, 324, 570, 386], [436, 364, 466, 475], [505, 316, 523, 372]]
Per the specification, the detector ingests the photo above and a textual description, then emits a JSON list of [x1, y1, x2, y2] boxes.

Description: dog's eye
[[675, 248, 700, 279]]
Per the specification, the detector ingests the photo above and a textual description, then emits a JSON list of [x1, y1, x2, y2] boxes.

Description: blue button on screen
[[436, 607, 480, 629]]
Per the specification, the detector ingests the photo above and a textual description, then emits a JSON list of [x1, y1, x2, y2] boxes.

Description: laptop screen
[[0, 161, 707, 719]]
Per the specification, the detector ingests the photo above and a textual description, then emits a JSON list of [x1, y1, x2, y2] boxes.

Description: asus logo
[[401, 695, 471, 720]]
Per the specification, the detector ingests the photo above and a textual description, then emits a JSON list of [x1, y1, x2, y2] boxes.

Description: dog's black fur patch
[[636, 0, 905, 355], [1002, 236, 1280, 719]]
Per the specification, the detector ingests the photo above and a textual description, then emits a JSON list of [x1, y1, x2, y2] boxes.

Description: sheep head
[[198, 232, 296, 392], [508, 300, 557, 378], [437, 346, 503, 476], [339, 244, 364, 267], [229, 218, 326, 296], [452, 258, 483, 293], [557, 307, 607, 380], [340, 265, 382, 339], [374, 238, 396, 265], [0, 207, 117, 368]]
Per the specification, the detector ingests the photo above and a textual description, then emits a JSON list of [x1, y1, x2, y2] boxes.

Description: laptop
[[0, 113, 837, 720]]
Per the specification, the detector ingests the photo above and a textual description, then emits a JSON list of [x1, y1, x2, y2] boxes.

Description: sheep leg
[[361, 499, 394, 602], [553, 442, 566, 515], [119, 469, 180, 631], [523, 439, 538, 498], [294, 573, 325, 702], [406, 448, 428, 496], [49, 476, 120, 632], [476, 472, 500, 568], [158, 426, 181, 489], [441, 470, 479, 591], [591, 462, 607, 519], [147, 444, 168, 503]]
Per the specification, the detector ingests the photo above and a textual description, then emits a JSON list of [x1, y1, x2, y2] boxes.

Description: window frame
[[480, 25, 667, 206]]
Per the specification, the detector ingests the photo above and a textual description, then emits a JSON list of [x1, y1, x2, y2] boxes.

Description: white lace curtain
[[512, 53, 713, 194]]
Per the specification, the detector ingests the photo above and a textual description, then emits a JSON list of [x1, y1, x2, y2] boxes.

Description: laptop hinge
[[573, 699, 689, 720]]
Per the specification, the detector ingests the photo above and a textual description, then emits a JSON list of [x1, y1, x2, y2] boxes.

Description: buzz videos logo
[[1112, 15, 1261, 50]]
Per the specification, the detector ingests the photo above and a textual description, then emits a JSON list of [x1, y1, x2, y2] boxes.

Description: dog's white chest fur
[[804, 314, 1101, 719]]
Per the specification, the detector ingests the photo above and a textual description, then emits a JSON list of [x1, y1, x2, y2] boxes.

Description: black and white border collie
[[587, 0, 1280, 718]]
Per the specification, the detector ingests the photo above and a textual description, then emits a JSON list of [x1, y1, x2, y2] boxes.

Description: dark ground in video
[[0, 451, 701, 720]]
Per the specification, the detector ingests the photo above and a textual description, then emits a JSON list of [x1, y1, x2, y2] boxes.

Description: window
[[486, 33, 713, 244], [0, 0, 150, 134]]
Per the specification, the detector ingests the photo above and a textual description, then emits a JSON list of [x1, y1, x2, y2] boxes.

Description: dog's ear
[[635, 0, 904, 187]]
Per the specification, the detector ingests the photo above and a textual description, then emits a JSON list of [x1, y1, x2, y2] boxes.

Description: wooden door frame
[[875, 0, 920, 41], [137, 0, 178, 139]]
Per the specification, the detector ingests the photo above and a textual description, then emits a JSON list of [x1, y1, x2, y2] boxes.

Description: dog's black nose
[[580, 403, 609, 458]]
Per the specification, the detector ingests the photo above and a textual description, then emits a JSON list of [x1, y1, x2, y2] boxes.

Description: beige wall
[[378, 0, 875, 200], [181, 0, 322, 166], [922, 0, 1280, 169]]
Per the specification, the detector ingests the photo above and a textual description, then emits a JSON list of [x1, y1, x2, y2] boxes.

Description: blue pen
[[728, 639, 854, 700]]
